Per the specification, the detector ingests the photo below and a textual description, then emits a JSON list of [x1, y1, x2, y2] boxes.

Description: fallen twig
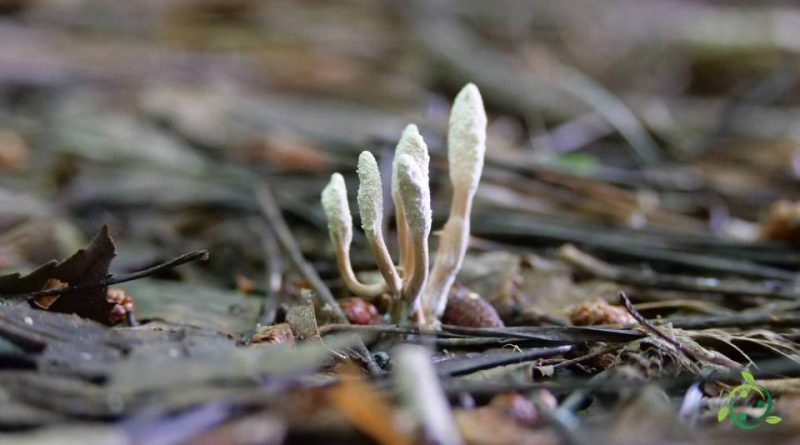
[[1, 250, 210, 300], [254, 218, 283, 326], [255, 181, 381, 375], [663, 312, 800, 330], [435, 345, 573, 376], [619, 291, 740, 370], [256, 182, 346, 322], [559, 244, 800, 299]]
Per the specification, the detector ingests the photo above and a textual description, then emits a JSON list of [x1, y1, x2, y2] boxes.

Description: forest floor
[[2, 1, 800, 444]]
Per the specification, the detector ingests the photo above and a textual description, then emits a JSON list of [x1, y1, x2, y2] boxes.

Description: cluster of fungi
[[321, 84, 487, 329]]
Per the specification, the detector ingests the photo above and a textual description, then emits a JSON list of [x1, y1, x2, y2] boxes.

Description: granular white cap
[[357, 151, 383, 234], [392, 124, 430, 196], [396, 154, 432, 237], [448, 83, 487, 192], [321, 173, 353, 245]]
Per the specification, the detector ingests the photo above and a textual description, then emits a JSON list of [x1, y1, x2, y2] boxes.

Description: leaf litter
[[2, 1, 800, 444]]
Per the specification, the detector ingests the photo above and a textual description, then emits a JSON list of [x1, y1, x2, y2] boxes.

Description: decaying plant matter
[[321, 83, 487, 328]]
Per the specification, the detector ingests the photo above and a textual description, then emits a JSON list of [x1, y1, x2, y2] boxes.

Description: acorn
[[441, 286, 504, 328]]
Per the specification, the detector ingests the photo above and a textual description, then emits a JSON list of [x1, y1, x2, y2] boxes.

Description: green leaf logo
[[720, 371, 785, 429], [766, 416, 782, 425]]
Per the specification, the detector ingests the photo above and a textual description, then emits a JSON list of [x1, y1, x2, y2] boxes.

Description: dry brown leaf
[[240, 134, 330, 173], [32, 278, 68, 310], [251, 323, 296, 347], [0, 226, 117, 324], [569, 297, 635, 326], [327, 363, 412, 445]]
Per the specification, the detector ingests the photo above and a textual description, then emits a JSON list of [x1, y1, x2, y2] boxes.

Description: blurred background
[[6, 2, 800, 443], [2, 0, 800, 289]]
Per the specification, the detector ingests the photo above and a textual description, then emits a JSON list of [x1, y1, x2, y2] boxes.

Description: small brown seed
[[340, 297, 383, 325], [442, 286, 504, 328]]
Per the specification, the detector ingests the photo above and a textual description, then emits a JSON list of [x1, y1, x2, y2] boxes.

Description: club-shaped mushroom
[[420, 83, 487, 326], [321, 173, 388, 298], [357, 151, 402, 297], [321, 83, 487, 329], [395, 153, 432, 322]]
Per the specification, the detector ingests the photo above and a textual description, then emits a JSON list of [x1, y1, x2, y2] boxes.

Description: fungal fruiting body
[[321, 83, 487, 328], [357, 151, 402, 296], [392, 124, 430, 277], [321, 173, 387, 297], [420, 83, 487, 326], [395, 153, 432, 323]]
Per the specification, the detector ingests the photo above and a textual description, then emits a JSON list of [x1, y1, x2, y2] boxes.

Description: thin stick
[[256, 183, 346, 323], [559, 244, 800, 300], [1, 250, 210, 299], [255, 182, 381, 375], [619, 291, 740, 370], [551, 344, 624, 370], [437, 345, 573, 376], [256, 219, 283, 326], [106, 251, 210, 286], [320, 323, 428, 336], [664, 312, 800, 330], [619, 291, 694, 356]]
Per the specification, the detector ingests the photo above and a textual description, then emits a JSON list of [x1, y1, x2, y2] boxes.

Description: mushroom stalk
[[421, 188, 471, 320], [334, 244, 388, 297], [322, 173, 389, 299], [357, 151, 402, 296], [394, 194, 413, 277], [404, 227, 429, 321], [392, 124, 430, 284], [395, 154, 431, 322], [421, 83, 487, 323]]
